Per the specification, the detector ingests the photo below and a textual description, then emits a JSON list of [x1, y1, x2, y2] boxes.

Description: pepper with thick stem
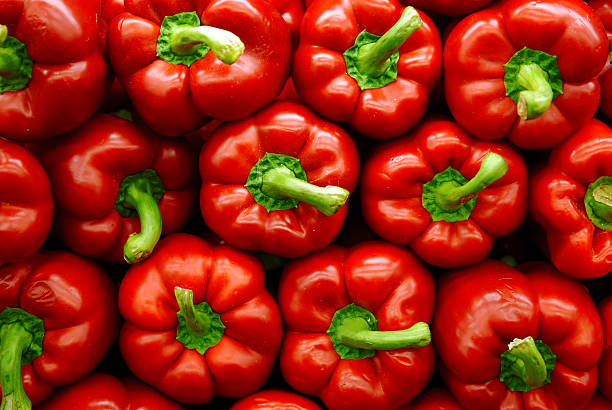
[[278, 242, 436, 410], [293, 0, 441, 139], [529, 119, 612, 278], [361, 118, 527, 268]]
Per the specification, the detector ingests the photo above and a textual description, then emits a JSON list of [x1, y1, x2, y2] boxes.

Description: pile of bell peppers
[[1, 0, 612, 408]]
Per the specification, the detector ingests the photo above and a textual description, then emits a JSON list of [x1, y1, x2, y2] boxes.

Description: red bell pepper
[[361, 117, 527, 268], [0, 1, 107, 142], [231, 390, 321, 410], [199, 101, 360, 258], [0, 251, 119, 408], [433, 260, 603, 410], [401, 388, 463, 410], [600, 295, 612, 401], [118, 233, 283, 404], [292, 0, 441, 140], [38, 113, 197, 264], [37, 373, 184, 410], [0, 139, 53, 266], [585, 394, 612, 410], [400, 0, 493, 17], [278, 242, 435, 410], [107, 0, 291, 136], [529, 119, 612, 278], [591, 0, 612, 120], [444, 0, 609, 149], [99, 0, 129, 111]]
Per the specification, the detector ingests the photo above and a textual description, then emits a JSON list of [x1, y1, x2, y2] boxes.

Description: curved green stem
[[356, 7, 422, 78], [436, 153, 507, 211], [0, 323, 33, 410], [516, 63, 553, 120], [505, 337, 547, 387], [174, 287, 210, 335], [337, 318, 430, 350], [170, 25, 244, 64], [123, 184, 163, 263], [261, 166, 349, 216]]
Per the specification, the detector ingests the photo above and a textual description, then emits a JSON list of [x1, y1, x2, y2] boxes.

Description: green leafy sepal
[[176, 301, 224, 355], [344, 31, 400, 90], [157, 12, 209, 67], [422, 167, 476, 222], [327, 303, 377, 360], [504, 47, 562, 103], [584, 176, 612, 230], [0, 36, 33, 93], [115, 169, 165, 218], [499, 339, 556, 392], [0, 308, 44, 365]]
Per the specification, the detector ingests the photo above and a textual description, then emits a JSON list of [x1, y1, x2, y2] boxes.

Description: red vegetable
[[39, 113, 197, 264], [600, 295, 612, 401], [292, 0, 441, 139], [199, 101, 360, 258], [37, 373, 184, 410], [0, 251, 119, 408], [278, 242, 435, 410], [401, 388, 463, 410], [401, 0, 493, 17], [107, 0, 291, 136], [585, 394, 612, 410], [0, 0, 106, 141], [444, 0, 609, 149], [361, 118, 527, 268], [0, 139, 53, 266], [433, 260, 603, 409], [231, 390, 321, 410], [591, 0, 612, 120], [118, 234, 283, 404], [529, 119, 612, 278]]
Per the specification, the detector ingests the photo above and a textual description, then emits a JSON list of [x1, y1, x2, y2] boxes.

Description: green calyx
[[344, 7, 422, 90], [245, 153, 349, 216], [174, 287, 224, 355], [156, 12, 244, 67], [499, 336, 556, 392], [422, 152, 508, 223], [0, 308, 45, 410], [0, 25, 33, 93], [504, 47, 563, 120], [584, 176, 612, 230], [326, 303, 431, 360], [115, 169, 165, 263]]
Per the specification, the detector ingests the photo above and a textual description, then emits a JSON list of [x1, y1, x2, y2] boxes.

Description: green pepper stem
[[261, 166, 349, 216], [337, 318, 430, 350], [0, 323, 33, 410], [435, 153, 508, 211], [123, 183, 163, 264], [590, 184, 612, 223], [0, 25, 7, 43], [516, 63, 553, 120], [0, 25, 21, 79], [174, 287, 210, 335], [356, 7, 422, 78], [170, 25, 244, 64], [505, 336, 548, 387]]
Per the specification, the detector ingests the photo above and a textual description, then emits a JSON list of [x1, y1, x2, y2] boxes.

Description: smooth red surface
[[36, 373, 184, 410], [38, 113, 197, 263], [0, 139, 53, 266], [107, 0, 291, 136], [361, 117, 527, 268], [600, 296, 612, 401], [199, 101, 360, 258], [401, 388, 464, 410], [0, 251, 119, 405], [444, 0, 608, 149], [591, 0, 612, 120], [585, 394, 612, 410], [278, 242, 436, 410], [118, 234, 283, 404], [0, 0, 107, 141], [529, 119, 612, 278], [293, 0, 442, 139], [401, 0, 493, 17], [231, 389, 321, 410], [434, 260, 603, 410]]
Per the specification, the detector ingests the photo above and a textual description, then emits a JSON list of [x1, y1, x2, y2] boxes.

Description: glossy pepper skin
[[599, 295, 612, 401], [107, 0, 291, 136], [199, 101, 360, 258], [529, 119, 612, 279], [591, 0, 612, 120], [230, 390, 321, 410], [401, 388, 463, 410], [118, 234, 283, 404], [444, 0, 608, 149], [0, 0, 107, 142], [361, 118, 527, 268], [0, 251, 119, 407], [278, 242, 435, 410], [39, 113, 197, 264], [401, 0, 493, 17], [585, 394, 612, 410], [292, 0, 441, 140], [37, 373, 184, 410], [0, 139, 53, 266], [434, 260, 603, 410]]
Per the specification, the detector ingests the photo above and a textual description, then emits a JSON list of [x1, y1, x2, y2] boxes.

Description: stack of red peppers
[[1, 0, 612, 408]]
